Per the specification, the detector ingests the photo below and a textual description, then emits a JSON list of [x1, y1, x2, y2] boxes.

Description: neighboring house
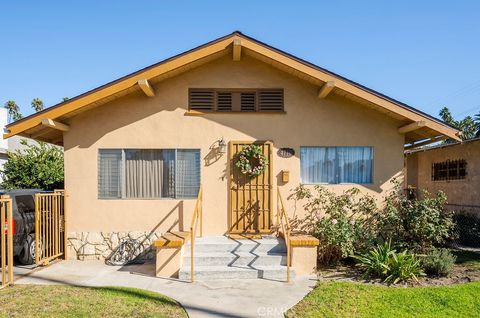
[[3, 32, 460, 277], [406, 137, 480, 216], [0, 109, 8, 176], [0, 108, 40, 183]]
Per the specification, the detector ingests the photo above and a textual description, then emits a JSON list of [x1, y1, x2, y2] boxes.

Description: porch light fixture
[[218, 137, 227, 154]]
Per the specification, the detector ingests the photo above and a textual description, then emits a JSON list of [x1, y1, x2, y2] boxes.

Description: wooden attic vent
[[216, 92, 233, 111], [189, 89, 284, 113], [189, 89, 215, 111], [258, 89, 284, 112], [240, 92, 256, 111]]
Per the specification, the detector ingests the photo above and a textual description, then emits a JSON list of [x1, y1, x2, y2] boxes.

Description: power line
[[425, 79, 480, 108], [453, 104, 480, 118]]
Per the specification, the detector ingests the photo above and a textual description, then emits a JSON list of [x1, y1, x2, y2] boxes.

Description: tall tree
[[439, 106, 479, 140], [475, 111, 480, 138], [31, 98, 44, 112], [459, 116, 478, 140], [439, 107, 456, 127], [4, 100, 23, 122], [62, 97, 69, 102]]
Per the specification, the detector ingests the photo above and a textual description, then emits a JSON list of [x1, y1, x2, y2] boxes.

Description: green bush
[[377, 181, 455, 251], [354, 242, 425, 284], [421, 248, 456, 277], [289, 185, 378, 265], [290, 181, 455, 265], [0, 140, 64, 190]]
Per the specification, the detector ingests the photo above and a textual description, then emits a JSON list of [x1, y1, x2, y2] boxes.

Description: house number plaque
[[277, 148, 295, 158]]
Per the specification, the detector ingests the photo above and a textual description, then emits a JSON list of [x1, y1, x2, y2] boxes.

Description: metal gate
[[1, 195, 13, 289], [35, 190, 66, 266], [229, 141, 273, 234]]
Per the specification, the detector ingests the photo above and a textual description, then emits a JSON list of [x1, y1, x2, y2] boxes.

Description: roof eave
[[4, 31, 461, 143]]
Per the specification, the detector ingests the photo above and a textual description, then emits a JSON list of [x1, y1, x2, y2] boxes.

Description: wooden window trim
[[188, 88, 285, 114], [185, 110, 287, 116]]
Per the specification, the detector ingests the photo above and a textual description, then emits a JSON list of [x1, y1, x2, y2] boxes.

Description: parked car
[[0, 189, 43, 265]]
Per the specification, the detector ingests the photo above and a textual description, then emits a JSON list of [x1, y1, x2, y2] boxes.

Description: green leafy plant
[[1, 139, 64, 190], [290, 180, 454, 265], [385, 251, 424, 284], [421, 248, 456, 277], [289, 185, 378, 265], [354, 242, 425, 284], [377, 180, 455, 251], [353, 241, 394, 277]]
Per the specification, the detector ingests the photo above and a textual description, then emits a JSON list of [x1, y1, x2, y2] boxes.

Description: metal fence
[[35, 191, 66, 266], [0, 195, 14, 289], [450, 211, 480, 248]]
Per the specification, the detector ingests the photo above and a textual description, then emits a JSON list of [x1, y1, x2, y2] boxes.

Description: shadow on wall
[[63, 56, 404, 197], [104, 201, 184, 265]]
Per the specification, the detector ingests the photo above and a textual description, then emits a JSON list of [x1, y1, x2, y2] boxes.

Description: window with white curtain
[[98, 149, 200, 199], [300, 147, 373, 184]]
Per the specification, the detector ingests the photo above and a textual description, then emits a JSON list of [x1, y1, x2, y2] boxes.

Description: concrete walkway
[[15, 260, 317, 318]]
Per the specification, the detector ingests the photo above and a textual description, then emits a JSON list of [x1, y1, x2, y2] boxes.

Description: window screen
[[98, 150, 122, 198], [176, 149, 201, 198]]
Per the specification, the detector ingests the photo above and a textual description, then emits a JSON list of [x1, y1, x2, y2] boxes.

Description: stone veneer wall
[[67, 231, 163, 261]]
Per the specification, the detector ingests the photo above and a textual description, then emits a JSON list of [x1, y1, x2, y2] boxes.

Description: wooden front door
[[229, 141, 273, 234]]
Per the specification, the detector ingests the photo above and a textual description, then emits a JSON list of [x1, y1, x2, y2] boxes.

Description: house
[[0, 109, 8, 175], [3, 31, 460, 279], [406, 137, 480, 216], [0, 108, 42, 183]]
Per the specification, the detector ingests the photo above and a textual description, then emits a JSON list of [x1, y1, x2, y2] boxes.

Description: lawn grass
[[452, 249, 480, 269], [286, 281, 480, 318], [0, 285, 187, 318]]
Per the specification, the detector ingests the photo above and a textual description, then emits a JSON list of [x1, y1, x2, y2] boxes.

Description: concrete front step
[[184, 236, 287, 254], [178, 265, 294, 281], [183, 251, 287, 266], [180, 235, 293, 280]]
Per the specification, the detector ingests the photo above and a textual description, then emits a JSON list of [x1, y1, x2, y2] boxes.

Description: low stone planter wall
[[67, 231, 163, 261]]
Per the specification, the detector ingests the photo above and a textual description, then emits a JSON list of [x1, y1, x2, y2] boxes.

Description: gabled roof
[[4, 31, 461, 146]]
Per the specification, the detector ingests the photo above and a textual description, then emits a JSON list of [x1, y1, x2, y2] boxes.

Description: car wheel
[[18, 234, 39, 265]]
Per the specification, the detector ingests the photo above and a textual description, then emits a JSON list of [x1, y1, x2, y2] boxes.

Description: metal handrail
[[277, 187, 291, 283], [189, 186, 203, 282]]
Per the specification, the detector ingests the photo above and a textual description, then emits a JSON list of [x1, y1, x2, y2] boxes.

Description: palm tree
[[439, 107, 457, 127], [459, 116, 477, 140], [439, 107, 479, 141], [475, 111, 480, 138], [4, 100, 22, 122], [31, 98, 44, 112]]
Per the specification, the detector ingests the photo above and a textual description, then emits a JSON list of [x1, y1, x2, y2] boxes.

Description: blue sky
[[1, 1, 480, 121]]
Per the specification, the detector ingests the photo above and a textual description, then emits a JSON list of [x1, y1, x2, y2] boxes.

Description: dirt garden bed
[[317, 249, 480, 287]]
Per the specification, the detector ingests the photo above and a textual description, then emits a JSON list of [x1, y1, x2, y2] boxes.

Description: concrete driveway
[[14, 260, 317, 318]]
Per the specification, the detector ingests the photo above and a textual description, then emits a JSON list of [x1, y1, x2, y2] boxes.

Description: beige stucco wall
[[406, 140, 480, 214], [63, 54, 405, 236]]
